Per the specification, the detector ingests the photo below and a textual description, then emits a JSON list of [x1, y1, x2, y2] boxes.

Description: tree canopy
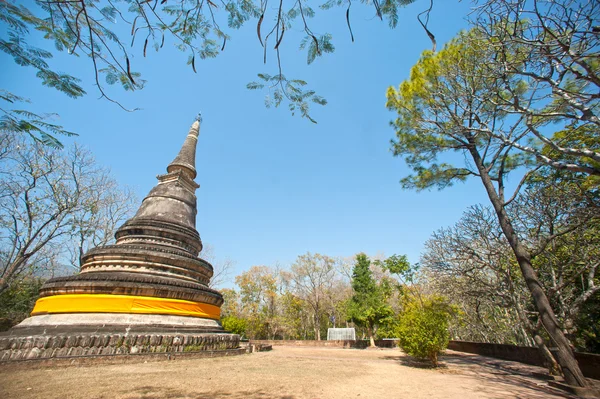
[[386, 1, 598, 386], [347, 253, 394, 347]]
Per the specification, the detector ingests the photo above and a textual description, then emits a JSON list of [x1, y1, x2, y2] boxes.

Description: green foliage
[[375, 318, 401, 339], [246, 74, 327, 123], [347, 253, 394, 343], [377, 253, 417, 287], [397, 294, 457, 366], [0, 278, 44, 331], [299, 34, 335, 65], [385, 29, 529, 191], [575, 295, 600, 354], [539, 124, 600, 190], [320, 0, 417, 29], [0, 31, 85, 99], [0, 0, 420, 122], [351, 253, 378, 294], [221, 315, 248, 337], [0, 90, 77, 148]]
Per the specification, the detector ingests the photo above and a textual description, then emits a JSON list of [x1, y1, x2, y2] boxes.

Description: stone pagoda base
[[0, 332, 241, 362], [0, 313, 240, 361]]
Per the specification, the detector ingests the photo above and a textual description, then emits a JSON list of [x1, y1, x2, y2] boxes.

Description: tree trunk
[[430, 352, 439, 367], [314, 314, 321, 341], [0, 255, 27, 294], [469, 146, 588, 388], [533, 333, 561, 376], [367, 324, 376, 348]]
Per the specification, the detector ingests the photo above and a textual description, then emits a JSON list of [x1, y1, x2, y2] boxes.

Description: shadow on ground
[[120, 386, 295, 399], [382, 353, 576, 399], [382, 356, 447, 369]]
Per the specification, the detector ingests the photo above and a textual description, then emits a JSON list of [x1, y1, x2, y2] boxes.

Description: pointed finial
[[195, 113, 202, 124], [167, 119, 201, 179]]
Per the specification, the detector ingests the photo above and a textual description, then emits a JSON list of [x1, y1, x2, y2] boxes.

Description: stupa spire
[[167, 117, 201, 179]]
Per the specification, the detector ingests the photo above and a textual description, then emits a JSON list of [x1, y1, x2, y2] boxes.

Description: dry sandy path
[[0, 346, 580, 399]]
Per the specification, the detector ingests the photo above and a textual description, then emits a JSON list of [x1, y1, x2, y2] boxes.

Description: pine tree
[[348, 253, 393, 347]]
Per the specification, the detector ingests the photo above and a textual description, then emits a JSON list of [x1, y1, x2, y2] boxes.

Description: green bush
[[397, 294, 457, 367], [221, 315, 248, 337], [0, 278, 44, 331]]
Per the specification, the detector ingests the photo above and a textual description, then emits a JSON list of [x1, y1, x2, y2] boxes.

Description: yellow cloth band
[[31, 294, 221, 320]]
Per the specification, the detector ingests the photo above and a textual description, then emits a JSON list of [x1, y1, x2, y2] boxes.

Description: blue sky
[[1, 1, 493, 285]]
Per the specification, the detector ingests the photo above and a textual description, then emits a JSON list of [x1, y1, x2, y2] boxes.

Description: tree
[[221, 315, 248, 337], [0, 277, 44, 331], [0, 133, 135, 293], [421, 204, 564, 373], [220, 287, 242, 318], [512, 177, 599, 348], [235, 265, 282, 339], [0, 91, 77, 149], [1, 0, 426, 127], [397, 293, 457, 367], [202, 243, 235, 289], [386, 26, 591, 386], [422, 205, 537, 347], [422, 173, 600, 360], [470, 0, 600, 176], [289, 252, 339, 340], [347, 253, 393, 347], [64, 179, 136, 272]]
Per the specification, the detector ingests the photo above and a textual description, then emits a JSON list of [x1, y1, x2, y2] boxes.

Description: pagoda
[[0, 118, 241, 361]]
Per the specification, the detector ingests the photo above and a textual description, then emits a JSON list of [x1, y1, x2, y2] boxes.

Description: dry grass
[[0, 346, 579, 399]]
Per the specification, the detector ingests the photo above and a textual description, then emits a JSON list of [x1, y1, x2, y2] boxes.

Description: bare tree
[[471, 0, 600, 175], [203, 243, 235, 289], [422, 174, 599, 375], [65, 182, 136, 271], [422, 205, 561, 373], [289, 252, 339, 340], [0, 134, 135, 292]]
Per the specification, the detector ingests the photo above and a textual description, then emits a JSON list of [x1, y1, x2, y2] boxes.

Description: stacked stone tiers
[[0, 120, 240, 361], [38, 217, 223, 307]]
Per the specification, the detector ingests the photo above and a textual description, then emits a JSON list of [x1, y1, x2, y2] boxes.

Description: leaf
[[246, 82, 264, 90], [99, 6, 117, 23]]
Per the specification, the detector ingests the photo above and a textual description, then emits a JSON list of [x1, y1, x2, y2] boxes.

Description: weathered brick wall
[[574, 352, 600, 381], [447, 341, 544, 366]]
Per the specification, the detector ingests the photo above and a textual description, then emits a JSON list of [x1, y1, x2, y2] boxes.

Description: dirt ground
[[0, 346, 590, 399]]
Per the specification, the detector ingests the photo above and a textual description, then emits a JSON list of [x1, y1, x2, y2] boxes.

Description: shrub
[[221, 315, 247, 337], [397, 294, 457, 367], [0, 278, 44, 331]]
